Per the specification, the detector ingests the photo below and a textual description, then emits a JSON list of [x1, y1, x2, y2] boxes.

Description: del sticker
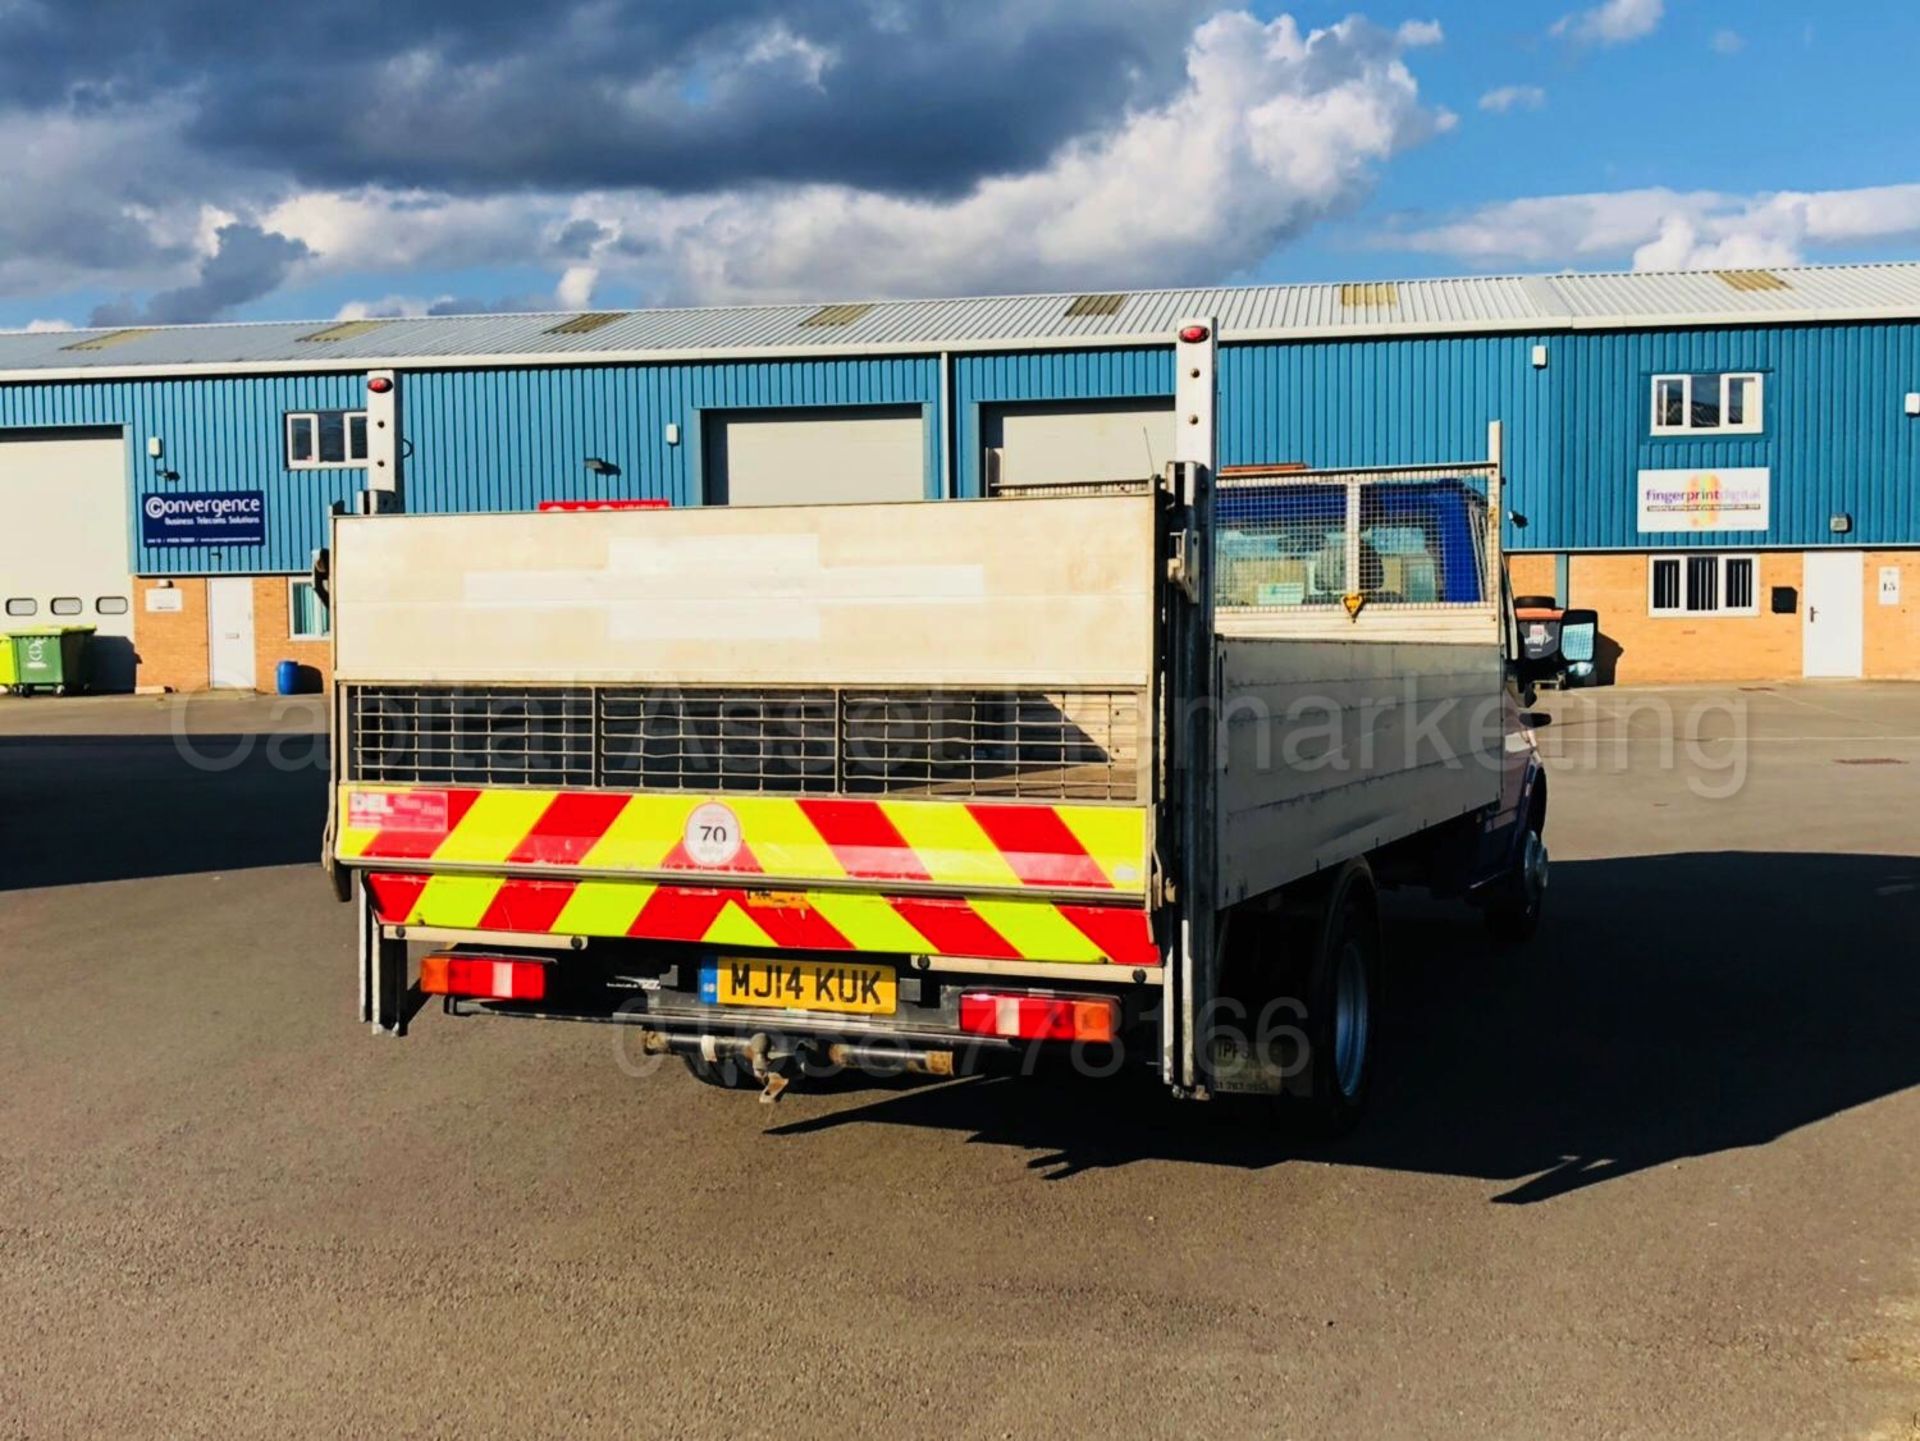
[[349, 790, 450, 833]]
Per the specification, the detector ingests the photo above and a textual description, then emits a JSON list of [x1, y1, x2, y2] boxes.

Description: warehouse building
[[0, 261, 1916, 693]]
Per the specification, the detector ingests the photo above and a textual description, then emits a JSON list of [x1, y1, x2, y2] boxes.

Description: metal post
[[365, 368, 401, 511], [938, 350, 953, 498], [1167, 318, 1219, 1095], [1486, 420, 1505, 604]]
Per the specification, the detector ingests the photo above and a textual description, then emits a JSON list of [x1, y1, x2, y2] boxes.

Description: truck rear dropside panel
[[328, 491, 1167, 991]]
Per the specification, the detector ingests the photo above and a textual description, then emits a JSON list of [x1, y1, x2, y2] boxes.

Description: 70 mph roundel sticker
[[684, 801, 743, 867]]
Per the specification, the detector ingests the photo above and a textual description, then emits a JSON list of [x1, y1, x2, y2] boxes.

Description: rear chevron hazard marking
[[340, 784, 1146, 896], [364, 872, 1156, 967]]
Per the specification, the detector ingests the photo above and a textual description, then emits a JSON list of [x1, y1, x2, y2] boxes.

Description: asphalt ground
[[1, 683, 1916, 1439]]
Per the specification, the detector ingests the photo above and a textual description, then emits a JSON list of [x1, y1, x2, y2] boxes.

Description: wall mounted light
[[584, 456, 619, 476], [1829, 513, 1853, 534], [664, 422, 681, 446], [146, 434, 179, 481], [1905, 392, 1920, 416], [1531, 345, 1549, 369]]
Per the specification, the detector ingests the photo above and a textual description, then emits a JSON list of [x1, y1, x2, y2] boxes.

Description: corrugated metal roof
[[5, 261, 1920, 377]]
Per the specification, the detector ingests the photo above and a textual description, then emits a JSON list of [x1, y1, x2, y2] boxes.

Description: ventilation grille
[[1064, 293, 1127, 318], [345, 684, 1144, 801], [1339, 283, 1399, 309], [798, 303, 876, 328], [297, 320, 390, 344], [545, 312, 627, 336], [1715, 269, 1789, 292], [62, 329, 155, 352]]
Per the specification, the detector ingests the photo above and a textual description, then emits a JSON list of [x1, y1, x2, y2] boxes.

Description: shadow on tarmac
[[0, 731, 328, 890], [768, 851, 1920, 1201], [8, 723, 1916, 1205]]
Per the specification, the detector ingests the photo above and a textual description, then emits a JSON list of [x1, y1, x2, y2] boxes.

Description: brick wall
[[1864, 550, 1920, 680], [1564, 552, 1802, 684], [131, 575, 330, 692], [249, 575, 333, 693], [128, 550, 1920, 693], [1508, 553, 1557, 600], [132, 577, 210, 693]]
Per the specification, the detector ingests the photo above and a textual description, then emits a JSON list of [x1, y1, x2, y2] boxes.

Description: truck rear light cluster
[[420, 954, 548, 1002], [958, 992, 1119, 1044]]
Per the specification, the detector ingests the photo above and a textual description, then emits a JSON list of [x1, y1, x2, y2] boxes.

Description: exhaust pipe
[[636, 1029, 956, 1078]]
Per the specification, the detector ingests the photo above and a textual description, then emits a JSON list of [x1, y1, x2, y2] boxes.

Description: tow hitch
[[636, 1029, 958, 1099]]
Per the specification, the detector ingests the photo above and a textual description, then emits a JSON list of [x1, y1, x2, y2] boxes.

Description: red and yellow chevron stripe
[[338, 785, 1148, 896], [365, 872, 1160, 968]]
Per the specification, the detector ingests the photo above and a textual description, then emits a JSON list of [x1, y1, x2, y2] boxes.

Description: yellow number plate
[[709, 959, 897, 1016]]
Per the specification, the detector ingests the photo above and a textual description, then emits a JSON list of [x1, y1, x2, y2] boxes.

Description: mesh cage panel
[[349, 686, 596, 788], [1216, 467, 1493, 612], [346, 685, 1144, 802]]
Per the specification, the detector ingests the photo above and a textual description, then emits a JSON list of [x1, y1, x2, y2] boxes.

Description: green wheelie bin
[[5, 625, 94, 696]]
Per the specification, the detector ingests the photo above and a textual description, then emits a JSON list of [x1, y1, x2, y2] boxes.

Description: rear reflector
[[419, 953, 548, 1002], [958, 992, 1118, 1044]]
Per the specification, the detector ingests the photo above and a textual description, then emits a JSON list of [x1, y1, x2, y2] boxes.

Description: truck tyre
[[1484, 806, 1548, 946], [1274, 861, 1380, 1141]]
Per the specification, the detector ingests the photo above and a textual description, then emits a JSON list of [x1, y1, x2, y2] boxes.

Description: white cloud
[[2, 8, 1456, 320], [1479, 84, 1546, 114], [555, 265, 598, 310], [0, 101, 221, 299], [23, 317, 74, 332], [1378, 182, 1920, 271], [261, 189, 544, 275], [1711, 28, 1745, 54], [1551, 0, 1663, 46], [742, 21, 837, 89], [272, 11, 1449, 305], [334, 294, 449, 320]]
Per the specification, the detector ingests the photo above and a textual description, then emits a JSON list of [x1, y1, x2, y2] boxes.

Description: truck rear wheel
[[1274, 861, 1380, 1140]]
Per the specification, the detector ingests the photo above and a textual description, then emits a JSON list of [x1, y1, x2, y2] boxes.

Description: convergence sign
[[140, 490, 266, 547]]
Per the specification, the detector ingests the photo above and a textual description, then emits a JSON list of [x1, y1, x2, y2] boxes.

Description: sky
[[1, 0, 1918, 331]]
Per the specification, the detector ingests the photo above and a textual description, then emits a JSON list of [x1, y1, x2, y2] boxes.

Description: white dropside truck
[[323, 323, 1549, 1134]]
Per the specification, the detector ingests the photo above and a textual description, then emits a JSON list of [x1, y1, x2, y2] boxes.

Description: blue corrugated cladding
[[1226, 324, 1914, 549], [1545, 321, 1920, 549], [2, 320, 1914, 576], [402, 357, 941, 513], [1221, 333, 1557, 554], [0, 373, 369, 574]]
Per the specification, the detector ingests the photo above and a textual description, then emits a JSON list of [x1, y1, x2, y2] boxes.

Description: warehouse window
[[1651, 373, 1763, 434], [50, 597, 82, 616], [286, 410, 370, 468], [5, 597, 36, 617], [1649, 554, 1758, 616], [288, 579, 330, 639]]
